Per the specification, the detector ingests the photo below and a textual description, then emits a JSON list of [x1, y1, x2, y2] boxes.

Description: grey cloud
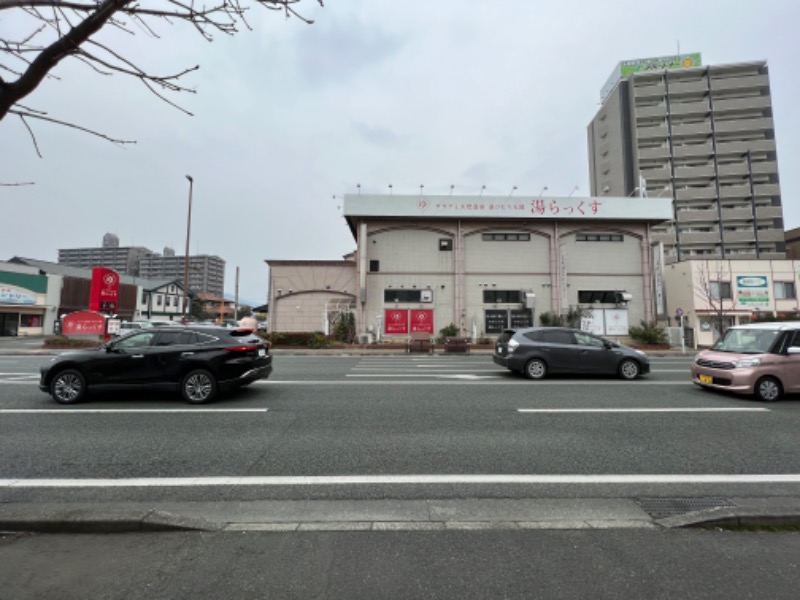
[[296, 16, 404, 86], [351, 121, 400, 146]]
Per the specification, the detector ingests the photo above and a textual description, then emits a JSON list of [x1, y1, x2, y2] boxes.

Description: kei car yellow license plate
[[699, 374, 713, 384]]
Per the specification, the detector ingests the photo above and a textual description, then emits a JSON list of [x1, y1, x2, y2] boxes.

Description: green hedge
[[261, 331, 333, 348]]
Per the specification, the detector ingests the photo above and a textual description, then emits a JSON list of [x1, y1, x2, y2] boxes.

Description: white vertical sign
[[559, 245, 568, 312], [652, 241, 665, 316]]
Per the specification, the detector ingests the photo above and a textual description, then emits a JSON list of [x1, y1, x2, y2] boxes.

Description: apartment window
[[369, 260, 380, 273], [578, 290, 625, 304], [576, 234, 624, 242], [774, 281, 796, 300], [710, 282, 732, 300], [482, 233, 531, 242], [383, 289, 422, 303], [483, 290, 523, 304], [165, 296, 171, 307], [156, 294, 163, 306]]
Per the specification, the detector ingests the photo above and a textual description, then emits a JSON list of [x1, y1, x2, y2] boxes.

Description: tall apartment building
[[138, 252, 225, 297], [588, 54, 786, 264], [58, 234, 226, 296], [58, 233, 151, 276]]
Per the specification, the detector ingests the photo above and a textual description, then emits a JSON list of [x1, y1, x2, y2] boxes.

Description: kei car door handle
[[181, 352, 195, 357], [132, 354, 144, 359]]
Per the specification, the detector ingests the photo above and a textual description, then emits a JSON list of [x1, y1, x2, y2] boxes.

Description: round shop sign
[[675, 307, 684, 318]]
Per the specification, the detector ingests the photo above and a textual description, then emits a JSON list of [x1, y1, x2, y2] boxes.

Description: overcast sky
[[3, 0, 798, 305]]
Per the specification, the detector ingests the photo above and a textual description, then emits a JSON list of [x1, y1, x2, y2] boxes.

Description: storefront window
[[21, 314, 42, 327]]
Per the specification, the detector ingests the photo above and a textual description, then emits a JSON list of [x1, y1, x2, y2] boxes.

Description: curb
[[0, 510, 220, 534]]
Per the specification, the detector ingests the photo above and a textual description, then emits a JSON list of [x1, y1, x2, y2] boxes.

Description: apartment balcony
[[710, 73, 769, 93], [752, 161, 779, 176], [673, 142, 713, 158], [639, 166, 671, 180], [715, 117, 774, 135], [717, 163, 749, 177], [756, 229, 788, 243], [674, 164, 715, 179], [712, 95, 772, 113], [669, 99, 710, 117], [637, 146, 670, 160], [635, 104, 668, 119], [636, 124, 668, 140], [677, 208, 719, 223], [675, 186, 717, 201], [722, 230, 756, 244], [671, 121, 712, 137], [679, 231, 722, 244], [755, 183, 780, 196], [633, 82, 665, 99], [666, 79, 708, 95], [759, 251, 789, 260], [716, 139, 776, 157], [719, 184, 751, 200], [756, 206, 783, 220], [722, 207, 756, 221]]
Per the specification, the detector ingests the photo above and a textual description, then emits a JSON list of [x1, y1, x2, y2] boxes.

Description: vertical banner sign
[[410, 309, 434, 333], [89, 267, 119, 315], [384, 309, 409, 334], [559, 245, 568, 312], [89, 267, 120, 315], [652, 241, 665, 316]]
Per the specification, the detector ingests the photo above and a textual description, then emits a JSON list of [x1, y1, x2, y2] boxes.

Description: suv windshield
[[712, 328, 781, 354]]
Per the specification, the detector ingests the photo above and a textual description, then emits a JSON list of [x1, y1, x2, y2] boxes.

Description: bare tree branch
[[11, 107, 137, 147], [0, 0, 323, 154]]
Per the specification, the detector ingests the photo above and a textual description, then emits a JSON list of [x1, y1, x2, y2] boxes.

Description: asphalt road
[[2, 351, 800, 598], [2, 353, 800, 505]]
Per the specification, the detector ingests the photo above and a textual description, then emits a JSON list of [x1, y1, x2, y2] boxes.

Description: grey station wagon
[[493, 327, 650, 380]]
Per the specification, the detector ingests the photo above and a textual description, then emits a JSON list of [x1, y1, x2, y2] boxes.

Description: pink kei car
[[691, 322, 800, 402]]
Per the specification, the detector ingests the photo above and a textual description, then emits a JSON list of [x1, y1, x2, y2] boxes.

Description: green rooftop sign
[[620, 53, 702, 76], [601, 52, 702, 101]]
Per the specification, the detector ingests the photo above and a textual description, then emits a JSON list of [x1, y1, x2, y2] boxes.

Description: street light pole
[[183, 175, 193, 317]]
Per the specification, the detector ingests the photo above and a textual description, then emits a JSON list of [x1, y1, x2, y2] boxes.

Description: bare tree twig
[[1, 0, 323, 155]]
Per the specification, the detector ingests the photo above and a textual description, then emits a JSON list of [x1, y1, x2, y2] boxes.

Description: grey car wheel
[[754, 376, 782, 402], [51, 369, 86, 404], [618, 359, 640, 380], [181, 369, 218, 404], [525, 358, 547, 380]]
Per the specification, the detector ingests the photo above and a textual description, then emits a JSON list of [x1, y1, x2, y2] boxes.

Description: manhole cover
[[634, 497, 737, 519]]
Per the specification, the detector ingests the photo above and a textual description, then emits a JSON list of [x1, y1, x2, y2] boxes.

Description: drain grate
[[634, 497, 737, 519]]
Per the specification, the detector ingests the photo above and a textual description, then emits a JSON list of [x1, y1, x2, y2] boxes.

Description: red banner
[[410, 309, 434, 333], [62, 311, 106, 336], [89, 267, 119, 315], [384, 309, 408, 334]]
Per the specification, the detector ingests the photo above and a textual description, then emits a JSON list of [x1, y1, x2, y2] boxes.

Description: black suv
[[493, 327, 650, 380], [40, 326, 272, 404]]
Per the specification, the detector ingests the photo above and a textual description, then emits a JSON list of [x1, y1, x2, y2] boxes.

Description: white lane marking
[[346, 374, 503, 379], [0, 408, 269, 414], [518, 408, 769, 413], [352, 367, 503, 371], [252, 380, 696, 385], [3, 474, 800, 488]]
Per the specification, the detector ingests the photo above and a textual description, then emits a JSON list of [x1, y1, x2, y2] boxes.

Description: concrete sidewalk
[[2, 497, 800, 534]]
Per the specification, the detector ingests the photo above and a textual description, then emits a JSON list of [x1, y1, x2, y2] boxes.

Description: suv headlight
[[732, 357, 762, 368]]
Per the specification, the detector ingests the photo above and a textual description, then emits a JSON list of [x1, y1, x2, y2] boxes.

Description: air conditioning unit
[[420, 289, 433, 303], [524, 292, 536, 309]]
